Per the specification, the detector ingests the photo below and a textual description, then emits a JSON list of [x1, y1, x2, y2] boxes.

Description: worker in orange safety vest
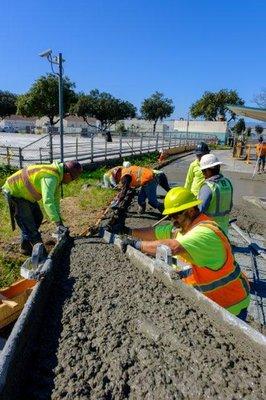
[[111, 165, 164, 213], [121, 187, 250, 321]]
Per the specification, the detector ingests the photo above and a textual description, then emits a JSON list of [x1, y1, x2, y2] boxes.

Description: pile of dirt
[[21, 238, 265, 400]]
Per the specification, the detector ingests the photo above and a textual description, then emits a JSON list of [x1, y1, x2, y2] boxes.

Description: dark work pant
[[12, 197, 43, 244]]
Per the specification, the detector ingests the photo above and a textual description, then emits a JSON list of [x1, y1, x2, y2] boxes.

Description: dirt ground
[[20, 238, 265, 400]]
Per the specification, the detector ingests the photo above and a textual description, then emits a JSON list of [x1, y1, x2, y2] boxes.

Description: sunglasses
[[170, 210, 186, 219]]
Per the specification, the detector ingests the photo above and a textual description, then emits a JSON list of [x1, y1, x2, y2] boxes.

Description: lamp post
[[39, 49, 65, 162]]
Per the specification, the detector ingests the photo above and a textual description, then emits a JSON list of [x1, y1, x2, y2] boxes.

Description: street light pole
[[39, 49, 65, 162], [58, 53, 64, 162]]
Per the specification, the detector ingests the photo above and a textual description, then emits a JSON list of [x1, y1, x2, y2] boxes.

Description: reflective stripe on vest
[[193, 263, 241, 292], [21, 168, 42, 201], [121, 166, 154, 187], [7, 165, 60, 201], [182, 218, 249, 310], [205, 177, 233, 217]]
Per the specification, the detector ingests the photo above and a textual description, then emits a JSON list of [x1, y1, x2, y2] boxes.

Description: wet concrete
[[20, 238, 266, 399]]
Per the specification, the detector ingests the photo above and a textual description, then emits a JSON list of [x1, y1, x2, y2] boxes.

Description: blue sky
[[0, 0, 265, 118]]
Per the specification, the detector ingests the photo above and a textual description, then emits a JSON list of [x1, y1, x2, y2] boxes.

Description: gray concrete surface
[[19, 238, 266, 399]]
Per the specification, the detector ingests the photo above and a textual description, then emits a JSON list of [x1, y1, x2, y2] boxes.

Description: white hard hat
[[123, 161, 131, 168], [200, 154, 223, 170]]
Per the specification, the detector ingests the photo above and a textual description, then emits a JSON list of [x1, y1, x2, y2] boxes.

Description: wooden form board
[[0, 279, 36, 329]]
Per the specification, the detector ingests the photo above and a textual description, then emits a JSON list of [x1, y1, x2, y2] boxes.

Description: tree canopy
[[17, 74, 76, 125], [190, 89, 244, 121], [71, 89, 136, 130], [140, 92, 174, 133], [255, 125, 264, 135], [0, 90, 17, 119], [232, 118, 245, 135]]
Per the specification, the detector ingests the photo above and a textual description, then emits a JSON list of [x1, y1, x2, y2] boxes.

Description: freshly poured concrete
[[21, 238, 265, 399]]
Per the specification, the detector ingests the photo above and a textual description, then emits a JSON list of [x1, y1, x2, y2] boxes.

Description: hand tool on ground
[[229, 219, 266, 260]]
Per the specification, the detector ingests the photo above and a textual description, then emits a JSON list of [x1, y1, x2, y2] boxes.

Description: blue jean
[[138, 179, 163, 212], [12, 197, 43, 244], [236, 308, 248, 322]]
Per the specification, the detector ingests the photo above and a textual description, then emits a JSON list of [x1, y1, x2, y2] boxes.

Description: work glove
[[55, 224, 69, 237], [121, 238, 141, 253]]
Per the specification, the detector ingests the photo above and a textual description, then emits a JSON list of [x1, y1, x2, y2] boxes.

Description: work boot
[[20, 240, 33, 256], [138, 204, 146, 214]]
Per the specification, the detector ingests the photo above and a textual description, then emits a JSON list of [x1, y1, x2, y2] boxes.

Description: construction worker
[[198, 154, 233, 234], [184, 142, 210, 196], [153, 169, 171, 192], [112, 165, 164, 213], [2, 160, 82, 255], [122, 187, 250, 321], [256, 136, 266, 174], [102, 161, 131, 188]]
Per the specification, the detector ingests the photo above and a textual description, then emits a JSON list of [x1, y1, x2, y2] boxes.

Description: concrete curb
[[0, 236, 70, 399], [101, 229, 266, 355]]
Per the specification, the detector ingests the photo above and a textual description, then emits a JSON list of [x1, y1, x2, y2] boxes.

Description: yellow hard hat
[[163, 187, 202, 215]]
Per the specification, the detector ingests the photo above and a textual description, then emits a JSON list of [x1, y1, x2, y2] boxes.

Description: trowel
[[20, 243, 47, 280]]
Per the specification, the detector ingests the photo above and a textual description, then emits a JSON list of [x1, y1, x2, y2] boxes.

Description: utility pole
[[39, 49, 65, 162], [58, 53, 64, 162]]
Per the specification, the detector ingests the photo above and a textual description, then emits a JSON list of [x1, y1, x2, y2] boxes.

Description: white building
[[112, 118, 174, 133], [0, 115, 37, 133], [35, 116, 98, 134], [174, 120, 229, 143]]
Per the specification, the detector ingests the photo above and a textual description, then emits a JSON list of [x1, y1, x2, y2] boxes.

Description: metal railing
[[0, 131, 216, 167]]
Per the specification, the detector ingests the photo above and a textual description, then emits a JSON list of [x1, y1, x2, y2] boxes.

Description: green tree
[[255, 125, 264, 136], [245, 127, 252, 137], [233, 118, 246, 135], [0, 90, 17, 119], [72, 89, 136, 130], [140, 92, 174, 134], [190, 89, 244, 121], [17, 74, 76, 126]]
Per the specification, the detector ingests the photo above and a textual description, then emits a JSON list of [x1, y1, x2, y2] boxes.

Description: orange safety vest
[[182, 215, 250, 310], [121, 166, 154, 188]]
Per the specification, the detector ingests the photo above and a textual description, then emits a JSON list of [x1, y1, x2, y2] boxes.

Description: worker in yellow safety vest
[[184, 142, 210, 196], [111, 165, 164, 213], [198, 154, 233, 234], [2, 160, 82, 255], [121, 187, 250, 321]]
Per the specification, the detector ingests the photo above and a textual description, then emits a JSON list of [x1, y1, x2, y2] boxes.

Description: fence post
[[162, 132, 165, 151], [90, 136, 94, 163], [6, 147, 10, 167], [18, 147, 23, 169], [75, 137, 78, 161], [148, 134, 151, 153], [105, 137, 107, 161], [49, 133, 53, 163], [155, 132, 159, 151], [140, 133, 143, 154], [39, 148, 43, 164], [119, 135, 122, 159], [169, 132, 172, 149], [131, 133, 134, 155]]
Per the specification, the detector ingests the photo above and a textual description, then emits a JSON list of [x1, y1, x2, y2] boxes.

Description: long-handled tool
[[229, 219, 266, 260]]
